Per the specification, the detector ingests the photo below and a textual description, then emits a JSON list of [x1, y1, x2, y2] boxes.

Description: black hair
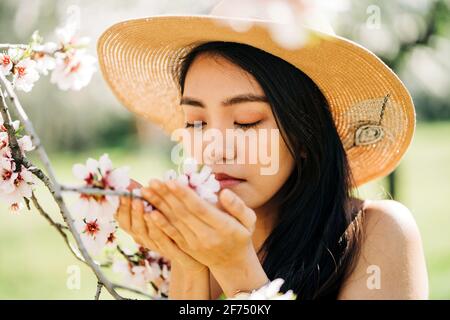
[[174, 41, 365, 300]]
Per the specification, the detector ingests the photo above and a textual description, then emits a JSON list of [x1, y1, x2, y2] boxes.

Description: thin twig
[[30, 192, 86, 264], [0, 43, 29, 49], [95, 282, 103, 300], [0, 85, 24, 172], [60, 185, 145, 200]]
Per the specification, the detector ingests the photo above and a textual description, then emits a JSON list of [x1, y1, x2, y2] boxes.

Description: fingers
[[115, 195, 132, 231], [142, 180, 172, 214], [219, 189, 256, 232], [140, 235, 160, 254], [130, 197, 150, 245], [144, 210, 187, 258], [115, 178, 142, 232], [144, 210, 187, 250], [142, 185, 199, 244], [164, 179, 227, 227]]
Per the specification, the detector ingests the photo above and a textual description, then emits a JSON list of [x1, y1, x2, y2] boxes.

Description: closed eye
[[234, 120, 261, 129], [184, 121, 206, 129], [184, 120, 262, 129]]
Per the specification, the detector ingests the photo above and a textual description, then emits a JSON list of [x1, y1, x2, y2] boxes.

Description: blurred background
[[0, 0, 449, 299]]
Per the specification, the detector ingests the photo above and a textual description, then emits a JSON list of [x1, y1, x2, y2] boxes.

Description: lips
[[214, 172, 245, 188]]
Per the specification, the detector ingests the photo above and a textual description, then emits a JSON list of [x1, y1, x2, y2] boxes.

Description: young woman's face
[[180, 53, 295, 209]]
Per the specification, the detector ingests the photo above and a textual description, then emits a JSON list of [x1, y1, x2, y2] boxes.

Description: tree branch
[[95, 282, 103, 300], [60, 184, 145, 200], [0, 43, 29, 49], [30, 192, 86, 264]]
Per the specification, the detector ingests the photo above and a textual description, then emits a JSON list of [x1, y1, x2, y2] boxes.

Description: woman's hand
[[114, 179, 207, 273], [140, 178, 258, 270]]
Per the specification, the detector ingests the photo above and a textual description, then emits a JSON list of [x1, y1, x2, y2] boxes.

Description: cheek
[[235, 130, 295, 209]]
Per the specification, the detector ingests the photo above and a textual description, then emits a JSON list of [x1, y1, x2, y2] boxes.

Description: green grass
[[0, 122, 449, 299]]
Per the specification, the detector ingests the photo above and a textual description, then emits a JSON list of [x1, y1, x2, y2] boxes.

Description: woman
[[97, 14, 428, 300]]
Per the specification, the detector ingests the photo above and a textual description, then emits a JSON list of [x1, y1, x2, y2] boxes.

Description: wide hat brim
[[97, 14, 416, 188]]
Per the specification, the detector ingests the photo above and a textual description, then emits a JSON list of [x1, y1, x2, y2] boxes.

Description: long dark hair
[[174, 41, 365, 300]]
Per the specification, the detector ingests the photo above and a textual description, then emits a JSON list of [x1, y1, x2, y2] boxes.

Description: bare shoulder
[[362, 199, 422, 241], [338, 199, 429, 299]]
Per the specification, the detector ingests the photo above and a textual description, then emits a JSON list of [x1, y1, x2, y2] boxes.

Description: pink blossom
[[74, 216, 117, 256], [71, 153, 130, 220], [0, 159, 36, 212], [50, 50, 96, 91], [0, 52, 13, 76], [55, 18, 90, 49], [12, 58, 40, 92], [164, 157, 220, 203], [70, 154, 130, 255], [32, 42, 58, 76], [112, 259, 155, 292], [0, 115, 36, 212], [112, 247, 171, 296]]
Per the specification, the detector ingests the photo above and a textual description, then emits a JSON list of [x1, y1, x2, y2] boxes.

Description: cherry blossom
[[47, 11, 96, 91], [11, 58, 40, 92], [0, 11, 96, 93], [0, 115, 36, 212], [74, 216, 117, 256], [112, 259, 155, 292], [17, 135, 35, 155], [70, 153, 130, 255], [71, 154, 130, 207], [31, 42, 58, 76], [1, 121, 35, 156], [112, 246, 171, 296], [0, 117, 20, 134], [54, 14, 91, 50], [0, 52, 13, 76], [0, 157, 37, 212], [164, 157, 220, 203], [145, 249, 171, 282], [71, 153, 130, 219], [50, 50, 96, 91]]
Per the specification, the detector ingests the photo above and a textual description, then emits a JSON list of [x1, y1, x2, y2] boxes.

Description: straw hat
[[96, 9, 416, 188]]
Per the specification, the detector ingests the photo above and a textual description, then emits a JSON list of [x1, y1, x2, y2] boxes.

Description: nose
[[202, 125, 235, 165]]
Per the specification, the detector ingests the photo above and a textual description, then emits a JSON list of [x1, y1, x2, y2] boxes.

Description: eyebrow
[[180, 93, 269, 108]]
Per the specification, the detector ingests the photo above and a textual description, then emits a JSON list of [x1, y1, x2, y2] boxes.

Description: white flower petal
[[182, 157, 198, 175], [85, 158, 99, 173], [72, 163, 89, 180], [99, 153, 113, 175], [107, 166, 130, 191]]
